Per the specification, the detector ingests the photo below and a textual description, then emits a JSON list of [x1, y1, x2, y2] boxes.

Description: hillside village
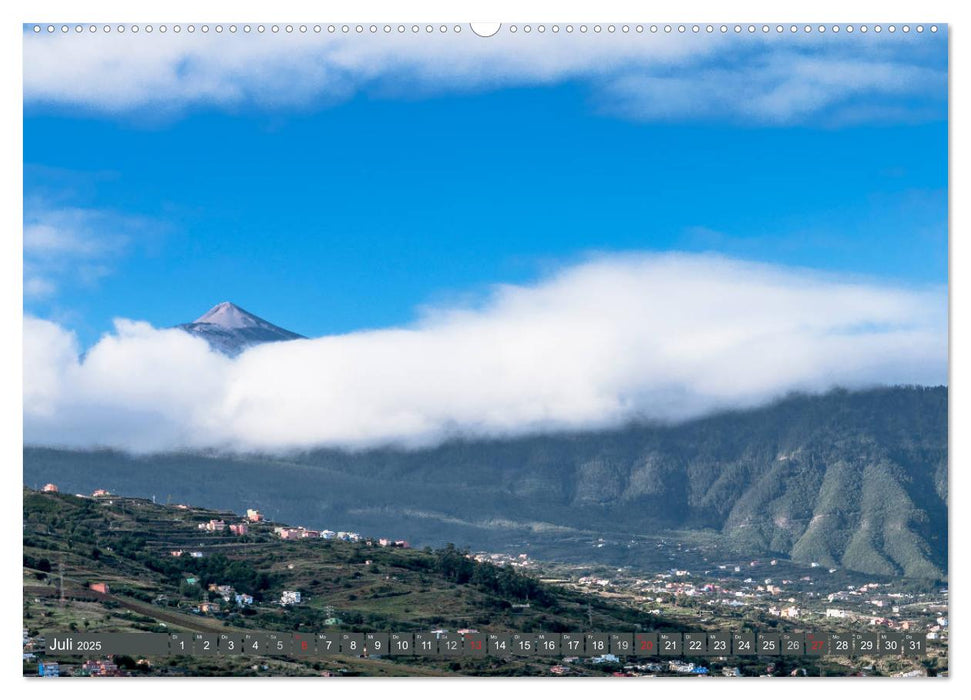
[[34, 484, 414, 616], [526, 556, 948, 667], [23, 485, 946, 677]]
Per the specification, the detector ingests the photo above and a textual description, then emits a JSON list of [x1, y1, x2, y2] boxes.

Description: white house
[[280, 591, 302, 606]]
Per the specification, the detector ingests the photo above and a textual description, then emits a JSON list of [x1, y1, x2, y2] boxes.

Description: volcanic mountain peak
[[178, 302, 304, 355], [194, 301, 276, 329]]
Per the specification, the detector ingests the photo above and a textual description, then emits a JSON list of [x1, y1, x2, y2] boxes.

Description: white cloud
[[23, 203, 159, 300], [604, 54, 945, 125], [22, 30, 946, 124], [23, 273, 57, 300], [23, 253, 947, 453]]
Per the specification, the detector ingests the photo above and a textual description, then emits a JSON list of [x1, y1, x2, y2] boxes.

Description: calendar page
[[22, 19, 948, 681]]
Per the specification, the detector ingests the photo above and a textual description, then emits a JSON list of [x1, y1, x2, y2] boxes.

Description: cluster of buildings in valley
[[544, 655, 821, 678], [472, 552, 532, 568], [558, 563, 949, 641]]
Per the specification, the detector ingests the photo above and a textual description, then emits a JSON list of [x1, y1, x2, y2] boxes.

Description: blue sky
[[23, 28, 948, 348]]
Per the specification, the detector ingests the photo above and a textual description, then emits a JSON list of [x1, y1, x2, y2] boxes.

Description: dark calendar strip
[[43, 631, 927, 658]]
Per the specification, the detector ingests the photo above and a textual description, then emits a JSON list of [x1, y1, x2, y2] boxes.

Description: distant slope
[[176, 301, 304, 355], [24, 386, 948, 579]]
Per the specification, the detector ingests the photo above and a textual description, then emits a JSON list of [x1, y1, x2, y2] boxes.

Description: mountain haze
[[176, 301, 304, 355], [23, 387, 947, 580]]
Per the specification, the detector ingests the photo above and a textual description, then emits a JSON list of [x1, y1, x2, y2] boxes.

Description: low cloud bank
[[23, 253, 947, 453]]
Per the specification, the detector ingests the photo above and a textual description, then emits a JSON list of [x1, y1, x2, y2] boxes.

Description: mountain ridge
[[22, 386, 947, 580]]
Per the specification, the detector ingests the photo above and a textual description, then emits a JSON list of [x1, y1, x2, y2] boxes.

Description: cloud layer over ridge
[[23, 253, 947, 453]]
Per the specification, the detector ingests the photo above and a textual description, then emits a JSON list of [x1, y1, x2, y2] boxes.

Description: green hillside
[[24, 487, 685, 676], [24, 386, 947, 580]]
